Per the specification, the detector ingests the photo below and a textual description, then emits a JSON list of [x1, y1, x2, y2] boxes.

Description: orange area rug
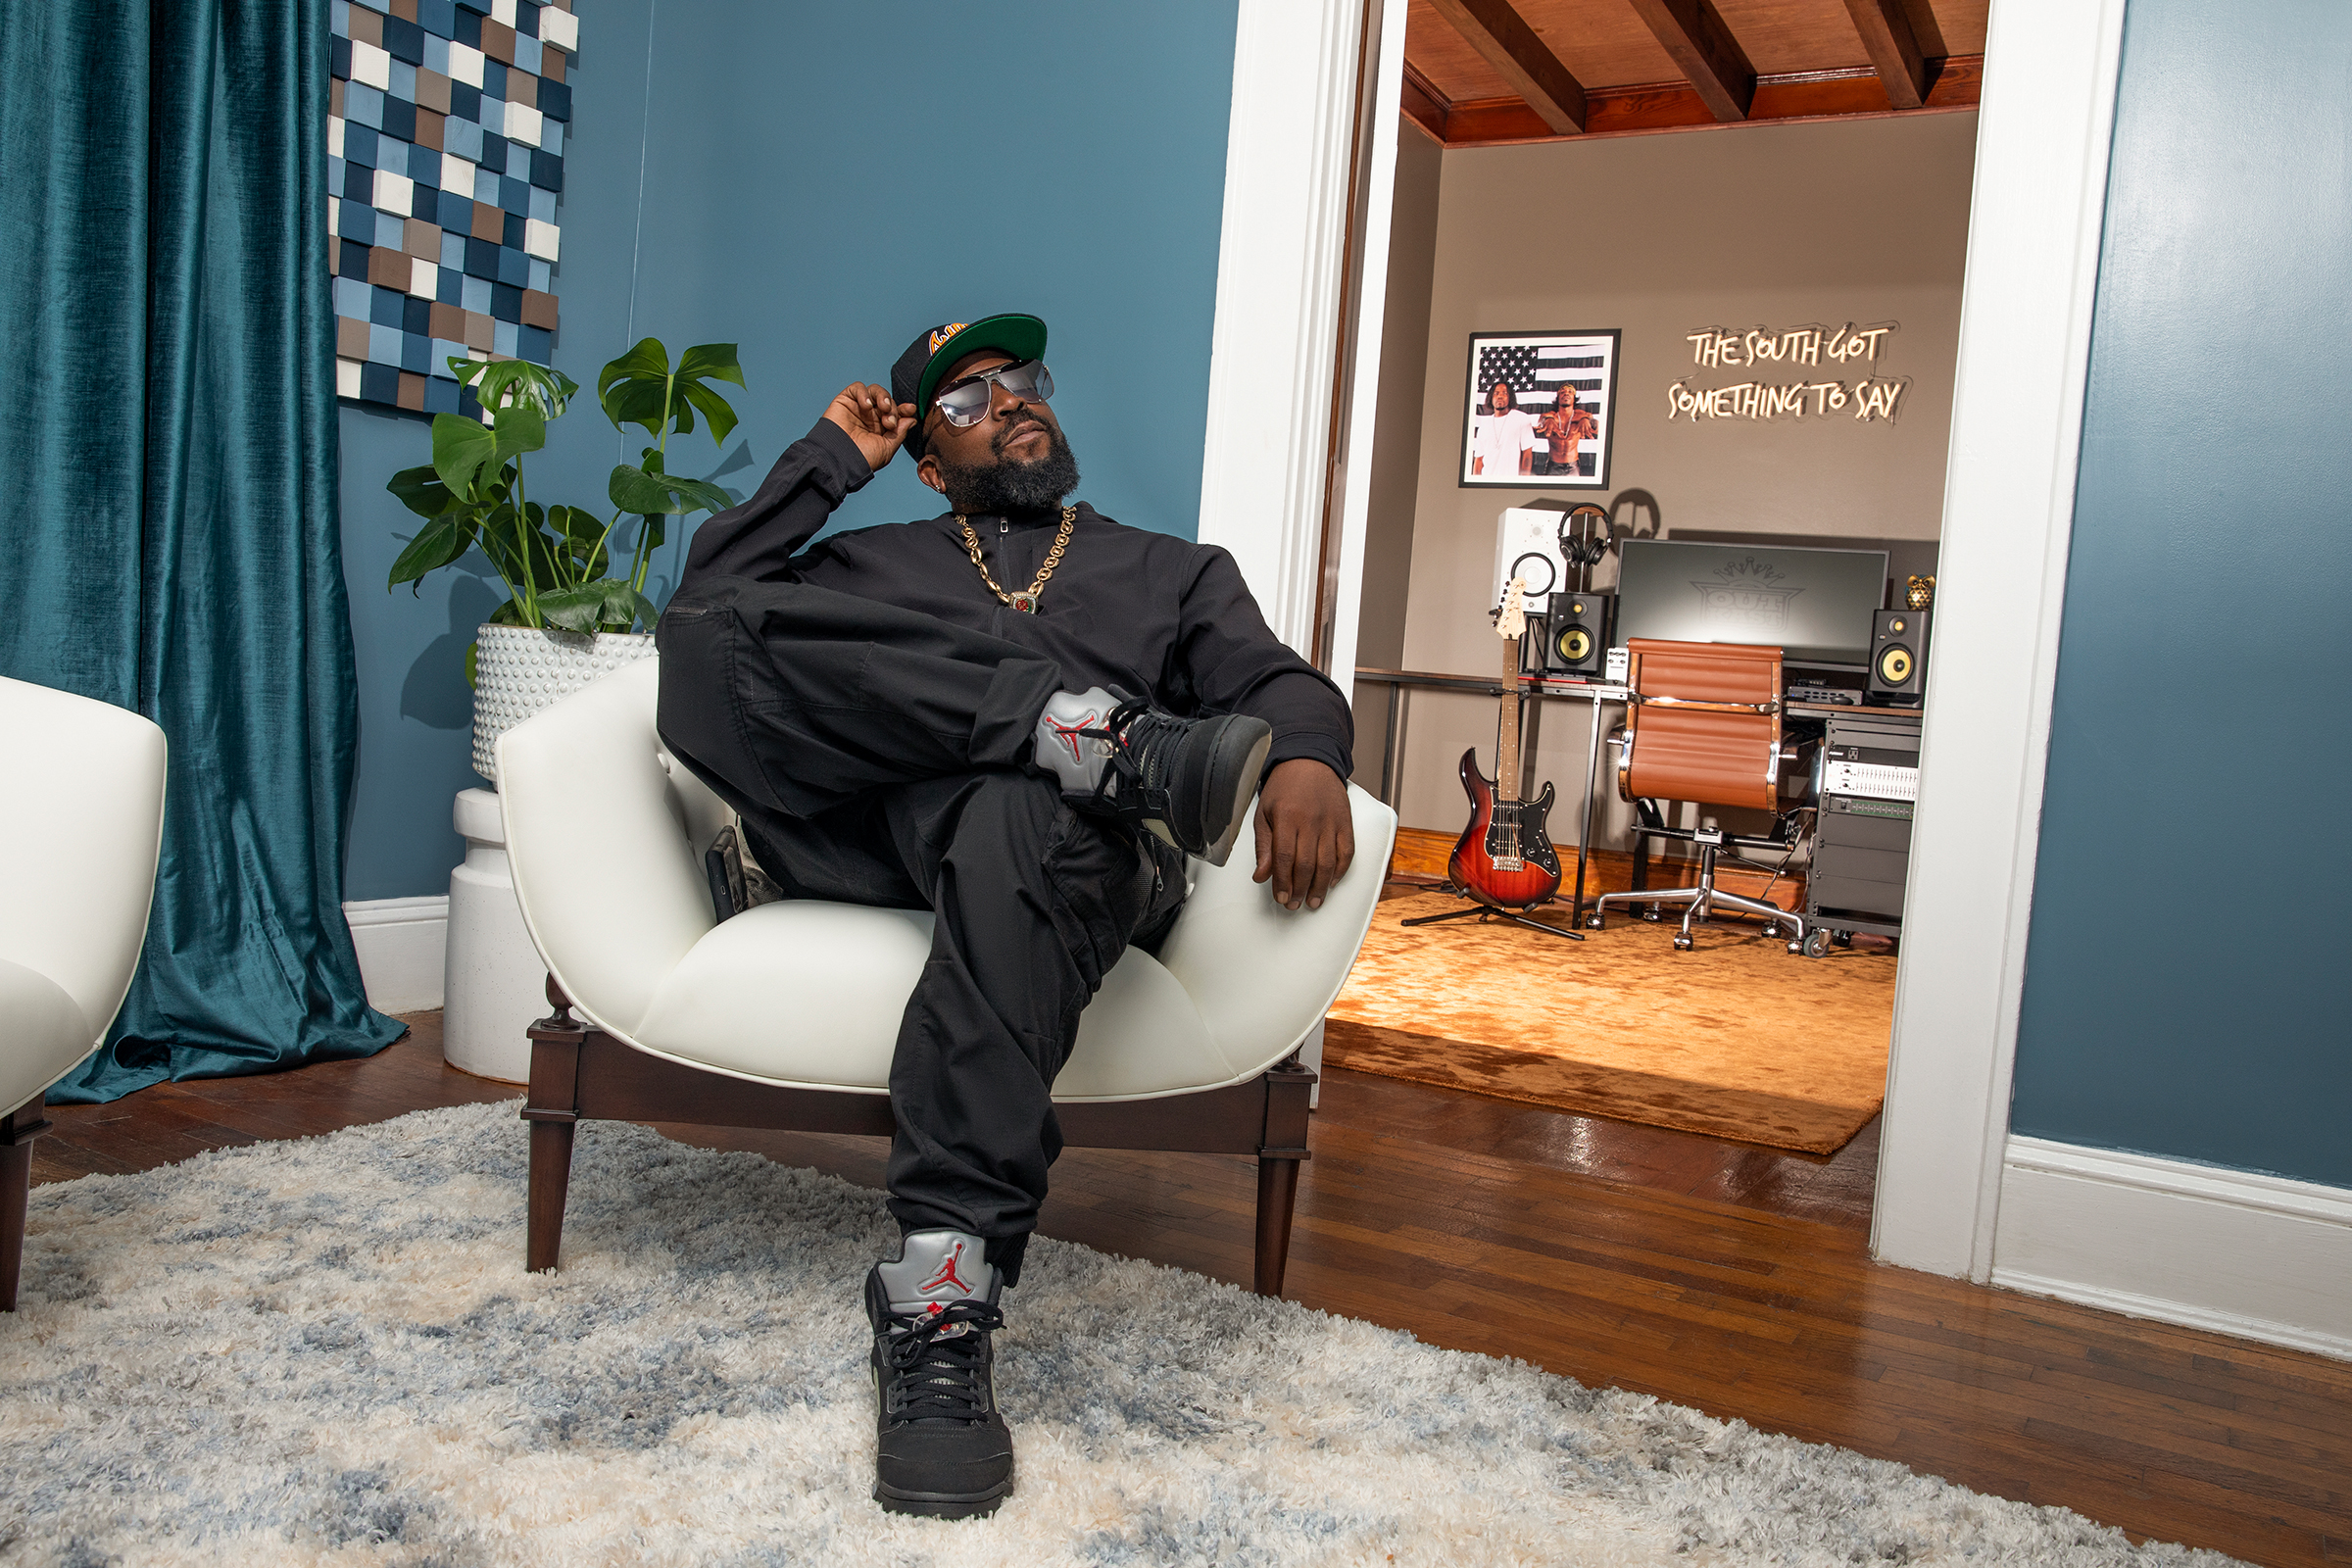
[[1324, 890, 1898, 1153]]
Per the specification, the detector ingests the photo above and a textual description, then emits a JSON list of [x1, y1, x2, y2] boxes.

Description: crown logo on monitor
[[1690, 556, 1805, 632], [1711, 555, 1788, 586]]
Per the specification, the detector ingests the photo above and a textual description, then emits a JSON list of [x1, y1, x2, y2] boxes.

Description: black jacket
[[678, 419, 1354, 781]]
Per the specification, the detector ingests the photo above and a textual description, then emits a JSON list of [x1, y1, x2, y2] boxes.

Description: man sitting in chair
[[657, 313, 1356, 1519]]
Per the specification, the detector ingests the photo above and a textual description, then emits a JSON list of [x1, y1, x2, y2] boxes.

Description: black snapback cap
[[891, 314, 1049, 457]]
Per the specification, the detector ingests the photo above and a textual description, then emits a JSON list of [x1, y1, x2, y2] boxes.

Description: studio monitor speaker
[[1517, 614, 1549, 676], [1544, 592, 1616, 676], [1865, 607, 1930, 704]]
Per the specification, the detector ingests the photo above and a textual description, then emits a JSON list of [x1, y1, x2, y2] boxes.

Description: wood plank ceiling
[[1405, 0, 1986, 146]]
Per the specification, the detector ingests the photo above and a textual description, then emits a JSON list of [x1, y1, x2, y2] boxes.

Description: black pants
[[655, 577, 1187, 1286]]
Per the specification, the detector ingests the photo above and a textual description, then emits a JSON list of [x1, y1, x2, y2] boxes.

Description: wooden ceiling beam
[[1623, 0, 1757, 123], [1423, 56, 1984, 150], [1840, 0, 1934, 110], [1400, 60, 1452, 145], [1424, 0, 1588, 135]]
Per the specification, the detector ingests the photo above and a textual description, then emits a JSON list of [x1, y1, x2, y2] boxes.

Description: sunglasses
[[932, 360, 1055, 429]]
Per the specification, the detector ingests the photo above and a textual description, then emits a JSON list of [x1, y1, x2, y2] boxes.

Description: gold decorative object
[[1905, 574, 1936, 611]]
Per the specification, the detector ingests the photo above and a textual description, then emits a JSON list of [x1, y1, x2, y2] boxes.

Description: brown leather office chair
[[1585, 639, 1820, 956]]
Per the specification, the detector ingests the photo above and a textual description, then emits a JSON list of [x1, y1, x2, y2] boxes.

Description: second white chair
[[1, 677, 168, 1311]]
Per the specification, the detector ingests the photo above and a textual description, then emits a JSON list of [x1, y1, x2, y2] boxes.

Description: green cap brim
[[914, 314, 1050, 420]]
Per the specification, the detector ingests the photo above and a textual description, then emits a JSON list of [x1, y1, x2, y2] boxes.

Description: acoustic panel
[[327, 0, 574, 416]]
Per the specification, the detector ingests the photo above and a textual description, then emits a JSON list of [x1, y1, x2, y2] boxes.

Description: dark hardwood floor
[[27, 1013, 2351, 1567]]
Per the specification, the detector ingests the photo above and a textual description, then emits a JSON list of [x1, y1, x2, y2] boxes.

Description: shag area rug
[[1327, 890, 1898, 1152], [1, 1102, 2238, 1567]]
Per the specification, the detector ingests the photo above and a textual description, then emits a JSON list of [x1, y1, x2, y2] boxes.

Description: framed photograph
[[1456, 328, 1621, 490]]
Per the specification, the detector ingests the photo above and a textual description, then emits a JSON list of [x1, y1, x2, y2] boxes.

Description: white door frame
[[1871, 0, 2127, 1280], [1195, 0, 1382, 690], [1198, 0, 2132, 1284], [1320, 0, 1410, 700]]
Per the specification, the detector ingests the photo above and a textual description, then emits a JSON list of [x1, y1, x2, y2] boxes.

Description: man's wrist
[[1262, 747, 1351, 789], [805, 416, 876, 488]]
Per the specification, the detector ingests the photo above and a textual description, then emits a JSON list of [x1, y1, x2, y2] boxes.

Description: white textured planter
[[470, 623, 656, 783]]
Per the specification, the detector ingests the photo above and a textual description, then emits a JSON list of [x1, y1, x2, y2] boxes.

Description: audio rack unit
[[1808, 710, 1923, 944]]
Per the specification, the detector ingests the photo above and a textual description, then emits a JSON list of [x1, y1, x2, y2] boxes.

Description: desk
[[1352, 666, 1629, 924], [1785, 700, 1928, 719], [1353, 677, 1928, 931]]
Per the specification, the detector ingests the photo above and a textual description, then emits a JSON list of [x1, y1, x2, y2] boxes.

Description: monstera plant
[[385, 339, 747, 662]]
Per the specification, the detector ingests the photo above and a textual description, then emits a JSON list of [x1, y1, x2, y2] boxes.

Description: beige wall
[[1348, 123, 1444, 798], [1382, 111, 1978, 837], [1354, 124, 1444, 670]]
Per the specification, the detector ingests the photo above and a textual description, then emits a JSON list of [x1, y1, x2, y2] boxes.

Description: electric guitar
[[1446, 579, 1562, 909]]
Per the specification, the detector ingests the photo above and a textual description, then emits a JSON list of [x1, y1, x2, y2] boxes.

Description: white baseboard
[[1993, 1136, 2352, 1361], [344, 895, 448, 1013]]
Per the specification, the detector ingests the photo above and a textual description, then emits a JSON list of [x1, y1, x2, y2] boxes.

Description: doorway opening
[[1321, 1, 1988, 1229]]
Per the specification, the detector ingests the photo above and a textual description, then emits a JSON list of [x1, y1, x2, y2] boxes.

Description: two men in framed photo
[[1458, 329, 1620, 490]]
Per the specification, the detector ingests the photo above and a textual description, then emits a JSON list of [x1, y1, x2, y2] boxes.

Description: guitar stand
[[1400, 889, 1585, 941]]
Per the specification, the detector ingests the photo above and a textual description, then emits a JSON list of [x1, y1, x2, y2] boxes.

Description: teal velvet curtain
[[0, 0, 402, 1100]]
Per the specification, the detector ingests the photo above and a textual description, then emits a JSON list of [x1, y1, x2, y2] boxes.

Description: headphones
[[1557, 503, 1613, 567]]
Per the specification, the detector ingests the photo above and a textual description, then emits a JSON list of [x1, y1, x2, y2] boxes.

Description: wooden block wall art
[[329, 0, 574, 416]]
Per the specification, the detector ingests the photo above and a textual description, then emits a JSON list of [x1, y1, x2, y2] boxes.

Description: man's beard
[[933, 418, 1081, 514]]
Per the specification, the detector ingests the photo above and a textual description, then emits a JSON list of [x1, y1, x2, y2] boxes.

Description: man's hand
[[1253, 759, 1354, 911], [822, 382, 918, 472]]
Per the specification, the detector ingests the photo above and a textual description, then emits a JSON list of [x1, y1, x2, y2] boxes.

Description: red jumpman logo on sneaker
[[1044, 710, 1100, 765], [919, 1242, 975, 1297]]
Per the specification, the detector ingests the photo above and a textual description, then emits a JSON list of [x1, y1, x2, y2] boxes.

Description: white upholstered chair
[[496, 659, 1395, 1297], [1, 676, 168, 1310]]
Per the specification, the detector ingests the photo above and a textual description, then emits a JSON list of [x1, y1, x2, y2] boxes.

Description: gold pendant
[[1008, 592, 1038, 613]]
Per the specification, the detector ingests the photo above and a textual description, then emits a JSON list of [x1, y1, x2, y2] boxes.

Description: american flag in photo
[[1479, 339, 1610, 411], [1537, 343, 1608, 413], [1475, 342, 1554, 408]]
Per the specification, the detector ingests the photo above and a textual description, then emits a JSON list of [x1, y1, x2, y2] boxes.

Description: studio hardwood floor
[[28, 1014, 2351, 1567]]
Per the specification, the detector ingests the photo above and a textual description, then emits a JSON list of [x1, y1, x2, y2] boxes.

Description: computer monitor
[[1613, 538, 1889, 668]]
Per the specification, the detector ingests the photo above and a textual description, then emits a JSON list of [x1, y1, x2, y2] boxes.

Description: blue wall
[[2009, 0, 2352, 1188], [339, 0, 1238, 900]]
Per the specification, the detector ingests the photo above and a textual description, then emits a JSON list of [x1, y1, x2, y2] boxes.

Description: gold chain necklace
[[956, 507, 1075, 613]]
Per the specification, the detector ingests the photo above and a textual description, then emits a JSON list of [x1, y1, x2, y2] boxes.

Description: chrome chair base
[[1584, 844, 1814, 956]]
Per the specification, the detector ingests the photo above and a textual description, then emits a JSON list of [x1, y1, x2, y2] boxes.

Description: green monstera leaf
[[597, 338, 746, 447], [672, 343, 746, 447], [491, 400, 546, 464], [387, 514, 479, 589], [538, 578, 657, 634], [386, 465, 454, 520], [546, 504, 612, 578], [610, 465, 733, 516], [452, 357, 578, 418], [430, 413, 502, 503]]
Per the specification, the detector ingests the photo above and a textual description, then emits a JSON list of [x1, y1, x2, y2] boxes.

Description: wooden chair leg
[[522, 974, 585, 1274], [1, 1143, 28, 1313], [1253, 1154, 1302, 1298], [2, 1102, 51, 1313], [1250, 1054, 1316, 1298], [526, 1118, 575, 1273]]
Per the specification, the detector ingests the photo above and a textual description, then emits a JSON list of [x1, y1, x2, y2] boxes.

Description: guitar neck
[[1494, 637, 1522, 804]]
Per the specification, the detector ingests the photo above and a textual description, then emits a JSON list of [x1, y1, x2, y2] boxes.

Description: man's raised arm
[[680, 383, 917, 589]]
